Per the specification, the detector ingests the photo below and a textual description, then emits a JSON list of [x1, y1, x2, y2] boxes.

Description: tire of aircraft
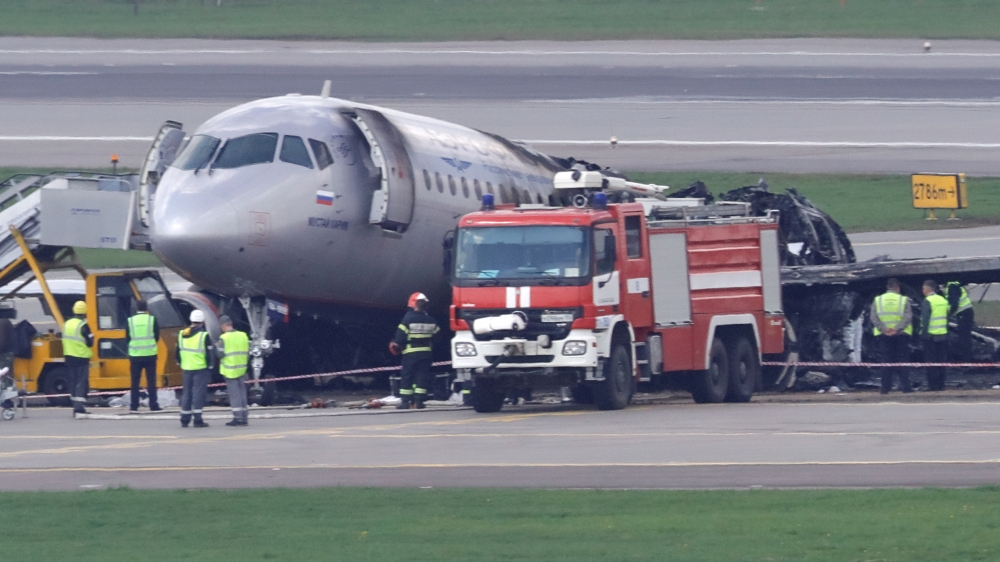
[[41, 366, 72, 407], [724, 336, 758, 403], [690, 338, 729, 404], [258, 374, 276, 407], [471, 385, 505, 413], [594, 343, 631, 410]]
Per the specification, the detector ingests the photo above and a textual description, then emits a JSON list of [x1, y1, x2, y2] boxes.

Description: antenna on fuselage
[[320, 80, 331, 99]]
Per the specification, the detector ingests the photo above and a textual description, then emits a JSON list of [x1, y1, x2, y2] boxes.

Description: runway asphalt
[[3, 398, 1000, 491], [2, 37, 1000, 173]]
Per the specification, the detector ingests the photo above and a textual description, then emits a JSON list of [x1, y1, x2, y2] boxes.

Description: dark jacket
[[392, 310, 439, 355], [174, 325, 216, 370]]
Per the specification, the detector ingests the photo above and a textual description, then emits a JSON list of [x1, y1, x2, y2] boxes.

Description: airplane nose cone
[[151, 182, 240, 291]]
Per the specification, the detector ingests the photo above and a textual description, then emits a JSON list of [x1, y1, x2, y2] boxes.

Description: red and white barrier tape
[[23, 361, 453, 400], [762, 361, 1000, 368]]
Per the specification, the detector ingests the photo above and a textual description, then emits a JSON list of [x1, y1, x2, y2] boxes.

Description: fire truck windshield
[[454, 226, 590, 284]]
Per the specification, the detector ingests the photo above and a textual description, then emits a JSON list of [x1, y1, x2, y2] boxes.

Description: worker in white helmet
[[175, 309, 216, 427], [389, 292, 439, 409], [62, 300, 94, 416]]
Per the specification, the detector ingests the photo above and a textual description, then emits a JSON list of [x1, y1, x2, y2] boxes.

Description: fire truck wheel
[[595, 343, 631, 410], [41, 367, 72, 407], [690, 338, 729, 404], [471, 385, 505, 413], [725, 336, 758, 403]]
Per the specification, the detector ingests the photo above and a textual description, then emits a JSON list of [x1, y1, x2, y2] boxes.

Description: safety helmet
[[189, 309, 206, 323], [72, 301, 87, 315], [407, 292, 429, 308]]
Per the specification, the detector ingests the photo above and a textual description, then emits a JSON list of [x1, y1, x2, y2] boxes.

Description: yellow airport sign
[[912, 173, 967, 210]]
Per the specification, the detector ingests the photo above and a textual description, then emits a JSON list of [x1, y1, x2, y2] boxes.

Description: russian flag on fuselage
[[316, 190, 334, 206]]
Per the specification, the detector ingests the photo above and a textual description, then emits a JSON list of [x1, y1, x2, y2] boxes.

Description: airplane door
[[139, 121, 185, 228], [344, 109, 415, 233]]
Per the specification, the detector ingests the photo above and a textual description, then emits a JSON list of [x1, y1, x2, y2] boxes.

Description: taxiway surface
[[3, 37, 1000, 173], [3, 400, 1000, 491]]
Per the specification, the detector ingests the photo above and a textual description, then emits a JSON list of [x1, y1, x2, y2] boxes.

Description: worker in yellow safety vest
[[127, 300, 161, 412], [217, 315, 250, 427], [870, 278, 913, 394], [62, 300, 94, 416], [920, 280, 950, 391], [389, 292, 439, 409], [175, 310, 216, 427], [945, 281, 975, 364]]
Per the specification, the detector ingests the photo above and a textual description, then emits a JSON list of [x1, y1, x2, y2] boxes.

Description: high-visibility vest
[[62, 317, 92, 359], [400, 322, 438, 354], [946, 282, 973, 314], [218, 330, 250, 379], [925, 294, 949, 336], [127, 313, 158, 357], [178, 330, 208, 371], [873, 292, 912, 336]]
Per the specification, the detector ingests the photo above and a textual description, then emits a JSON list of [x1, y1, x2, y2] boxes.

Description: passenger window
[[213, 133, 278, 169], [423, 169, 432, 190], [436, 172, 444, 193], [594, 229, 617, 276], [486, 182, 494, 196], [308, 139, 334, 170], [625, 216, 642, 258], [461, 177, 470, 198], [511, 188, 521, 205], [498, 184, 509, 203], [537, 193, 544, 204], [448, 175, 457, 196], [279, 135, 313, 169], [523, 189, 531, 204], [473, 179, 482, 200]]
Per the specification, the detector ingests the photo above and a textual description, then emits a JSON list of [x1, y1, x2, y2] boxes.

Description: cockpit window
[[212, 133, 278, 169], [279, 135, 313, 169], [309, 139, 333, 170], [172, 135, 220, 171]]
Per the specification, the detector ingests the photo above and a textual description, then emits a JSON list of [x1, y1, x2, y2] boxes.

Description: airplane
[[142, 84, 588, 386]]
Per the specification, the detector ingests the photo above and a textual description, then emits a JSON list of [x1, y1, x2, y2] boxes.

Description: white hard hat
[[189, 309, 206, 323]]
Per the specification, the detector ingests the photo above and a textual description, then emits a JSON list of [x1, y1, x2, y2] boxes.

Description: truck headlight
[[454, 342, 478, 357], [562, 340, 587, 356]]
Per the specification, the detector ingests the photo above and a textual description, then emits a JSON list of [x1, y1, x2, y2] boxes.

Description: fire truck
[[449, 171, 785, 413]]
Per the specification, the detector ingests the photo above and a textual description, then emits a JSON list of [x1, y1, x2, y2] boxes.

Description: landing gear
[[239, 296, 280, 406]]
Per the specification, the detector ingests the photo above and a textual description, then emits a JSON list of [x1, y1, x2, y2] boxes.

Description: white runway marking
[[528, 98, 1000, 107], [524, 140, 1000, 149], [854, 236, 1000, 247], [0, 136, 154, 141], [0, 71, 97, 75], [2, 49, 1000, 58], [3, 137, 997, 149]]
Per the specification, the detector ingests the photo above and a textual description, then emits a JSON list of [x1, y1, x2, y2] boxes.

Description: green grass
[[629, 171, 1000, 233], [1, 487, 999, 561], [3, 0, 1000, 40]]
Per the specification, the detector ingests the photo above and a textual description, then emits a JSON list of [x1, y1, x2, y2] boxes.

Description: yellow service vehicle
[[1, 228, 184, 405]]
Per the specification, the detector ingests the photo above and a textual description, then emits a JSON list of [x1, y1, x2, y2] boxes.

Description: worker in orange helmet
[[389, 292, 439, 409]]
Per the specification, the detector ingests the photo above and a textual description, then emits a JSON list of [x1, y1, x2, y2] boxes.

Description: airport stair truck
[[0, 172, 184, 405], [449, 171, 785, 412]]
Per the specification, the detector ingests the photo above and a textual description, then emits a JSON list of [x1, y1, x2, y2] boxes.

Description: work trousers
[[954, 308, 974, 363], [65, 356, 89, 413], [225, 375, 248, 423], [399, 353, 433, 402], [129, 356, 159, 410], [923, 337, 949, 391], [179, 369, 210, 424], [877, 334, 912, 393]]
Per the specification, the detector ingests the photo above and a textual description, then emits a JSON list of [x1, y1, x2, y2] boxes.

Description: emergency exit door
[[345, 109, 416, 233]]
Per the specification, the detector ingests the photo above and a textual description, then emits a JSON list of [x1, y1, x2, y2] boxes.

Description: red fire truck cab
[[449, 171, 785, 413]]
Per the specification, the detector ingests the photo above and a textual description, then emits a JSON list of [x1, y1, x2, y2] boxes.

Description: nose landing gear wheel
[[2, 408, 14, 421]]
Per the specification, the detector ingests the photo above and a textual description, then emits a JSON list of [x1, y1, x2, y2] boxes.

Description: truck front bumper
[[450, 329, 599, 371]]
